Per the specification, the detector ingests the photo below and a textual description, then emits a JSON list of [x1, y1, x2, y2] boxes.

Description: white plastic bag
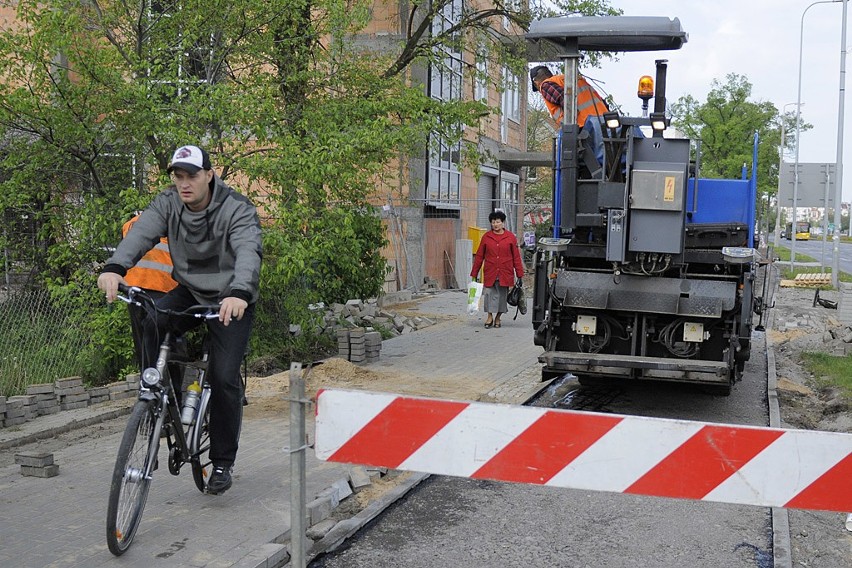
[[467, 281, 483, 315]]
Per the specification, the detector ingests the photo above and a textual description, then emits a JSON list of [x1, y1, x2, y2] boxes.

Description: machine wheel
[[702, 381, 733, 397]]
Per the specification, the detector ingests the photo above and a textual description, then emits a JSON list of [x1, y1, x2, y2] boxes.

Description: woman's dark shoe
[[484, 316, 494, 328], [494, 320, 502, 328]]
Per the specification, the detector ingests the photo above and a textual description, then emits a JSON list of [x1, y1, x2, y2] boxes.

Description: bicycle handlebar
[[116, 283, 220, 320]]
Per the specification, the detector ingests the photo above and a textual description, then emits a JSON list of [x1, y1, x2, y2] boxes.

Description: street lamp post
[[776, 102, 803, 245], [794, 0, 843, 270], [831, 0, 847, 288]]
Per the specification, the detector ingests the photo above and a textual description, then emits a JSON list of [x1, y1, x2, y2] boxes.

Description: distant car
[[780, 229, 786, 239]]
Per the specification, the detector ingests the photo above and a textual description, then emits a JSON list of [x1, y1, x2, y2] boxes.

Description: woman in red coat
[[470, 210, 524, 328]]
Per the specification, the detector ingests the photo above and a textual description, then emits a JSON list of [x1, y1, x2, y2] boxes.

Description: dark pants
[[128, 289, 186, 404], [140, 285, 255, 468]]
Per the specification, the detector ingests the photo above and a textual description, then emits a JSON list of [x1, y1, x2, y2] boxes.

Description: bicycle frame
[[137, 334, 197, 480]]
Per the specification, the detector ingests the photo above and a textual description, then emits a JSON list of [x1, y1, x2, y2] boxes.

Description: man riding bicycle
[[98, 145, 262, 495]]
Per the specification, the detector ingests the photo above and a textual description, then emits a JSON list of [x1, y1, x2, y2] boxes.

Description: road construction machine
[[526, 16, 760, 395]]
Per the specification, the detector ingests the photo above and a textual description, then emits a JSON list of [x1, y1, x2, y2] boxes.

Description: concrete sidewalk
[[0, 290, 544, 568]]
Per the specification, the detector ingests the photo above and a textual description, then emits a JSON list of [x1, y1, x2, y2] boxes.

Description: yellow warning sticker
[[664, 176, 675, 202]]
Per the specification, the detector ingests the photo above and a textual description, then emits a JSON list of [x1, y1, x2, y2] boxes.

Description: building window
[[428, 0, 464, 207], [501, 67, 520, 142], [146, 2, 215, 104], [474, 45, 488, 103], [503, 67, 520, 122], [428, 136, 461, 206], [499, 173, 520, 232]]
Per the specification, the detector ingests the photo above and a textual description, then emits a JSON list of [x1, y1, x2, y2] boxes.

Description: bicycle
[[106, 283, 220, 556]]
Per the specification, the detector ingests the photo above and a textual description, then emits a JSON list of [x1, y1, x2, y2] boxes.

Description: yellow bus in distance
[[785, 221, 811, 241]]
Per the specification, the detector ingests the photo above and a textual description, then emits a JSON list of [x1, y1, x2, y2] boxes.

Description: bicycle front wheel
[[106, 398, 159, 556], [190, 389, 212, 493]]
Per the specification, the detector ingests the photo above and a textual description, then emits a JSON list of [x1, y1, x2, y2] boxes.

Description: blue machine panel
[[686, 178, 750, 225]]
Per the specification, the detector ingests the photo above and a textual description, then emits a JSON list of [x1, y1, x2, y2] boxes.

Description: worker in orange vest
[[122, 214, 178, 370], [529, 65, 609, 128], [123, 214, 178, 294]]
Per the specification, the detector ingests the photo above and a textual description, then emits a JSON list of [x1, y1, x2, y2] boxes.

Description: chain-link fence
[[0, 288, 93, 397]]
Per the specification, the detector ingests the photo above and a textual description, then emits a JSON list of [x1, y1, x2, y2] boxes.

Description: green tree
[[670, 73, 811, 206]]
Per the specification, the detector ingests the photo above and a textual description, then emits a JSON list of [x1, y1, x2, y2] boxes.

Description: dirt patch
[[768, 283, 851, 567], [769, 285, 852, 432]]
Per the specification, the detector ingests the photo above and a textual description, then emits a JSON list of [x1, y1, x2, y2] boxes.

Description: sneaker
[[207, 465, 233, 495]]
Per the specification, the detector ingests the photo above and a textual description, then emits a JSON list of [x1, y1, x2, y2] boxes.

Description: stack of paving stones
[[15, 451, 59, 478], [55, 376, 90, 410], [364, 330, 382, 362], [323, 297, 436, 339], [4, 396, 33, 426], [347, 327, 366, 363], [87, 385, 111, 405], [26, 382, 61, 416], [0, 372, 137, 431], [107, 373, 139, 401], [329, 296, 437, 363], [336, 329, 350, 361]]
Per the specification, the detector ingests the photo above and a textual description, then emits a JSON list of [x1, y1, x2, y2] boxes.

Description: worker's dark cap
[[529, 65, 551, 92]]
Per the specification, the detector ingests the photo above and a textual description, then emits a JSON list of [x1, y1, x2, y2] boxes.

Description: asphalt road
[[771, 234, 852, 274], [310, 334, 774, 568]]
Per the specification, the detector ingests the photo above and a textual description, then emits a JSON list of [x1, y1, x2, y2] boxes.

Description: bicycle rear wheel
[[106, 398, 159, 556], [190, 389, 212, 493]]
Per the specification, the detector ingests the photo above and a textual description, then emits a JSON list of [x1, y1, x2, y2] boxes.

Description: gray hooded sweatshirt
[[104, 175, 262, 305]]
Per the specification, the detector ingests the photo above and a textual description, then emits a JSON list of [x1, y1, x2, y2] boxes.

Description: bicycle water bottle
[[181, 381, 202, 425]]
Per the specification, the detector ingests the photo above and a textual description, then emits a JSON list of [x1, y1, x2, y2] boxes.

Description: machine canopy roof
[[526, 16, 687, 54]]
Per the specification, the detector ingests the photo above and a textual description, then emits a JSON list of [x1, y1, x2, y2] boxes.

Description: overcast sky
[[558, 1, 852, 201]]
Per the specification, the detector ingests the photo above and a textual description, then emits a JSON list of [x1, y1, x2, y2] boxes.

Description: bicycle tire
[[190, 389, 213, 493], [106, 398, 159, 556]]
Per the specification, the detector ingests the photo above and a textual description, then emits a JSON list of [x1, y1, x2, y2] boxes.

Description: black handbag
[[507, 280, 523, 307]]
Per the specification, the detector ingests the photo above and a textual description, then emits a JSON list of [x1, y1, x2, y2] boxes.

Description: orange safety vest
[[122, 215, 177, 293], [541, 75, 609, 128]]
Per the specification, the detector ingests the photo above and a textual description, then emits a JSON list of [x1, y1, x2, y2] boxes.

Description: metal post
[[561, 52, 578, 128], [289, 362, 306, 568], [776, 103, 800, 245], [2, 225, 9, 290], [796, 1, 842, 272], [823, 168, 831, 269], [832, 0, 848, 288], [775, 128, 783, 246]]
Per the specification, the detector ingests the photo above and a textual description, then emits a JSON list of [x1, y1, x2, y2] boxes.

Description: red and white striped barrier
[[315, 389, 852, 513]]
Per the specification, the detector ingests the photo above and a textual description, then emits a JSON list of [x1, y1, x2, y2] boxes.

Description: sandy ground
[[768, 285, 852, 433], [242, 355, 493, 423]]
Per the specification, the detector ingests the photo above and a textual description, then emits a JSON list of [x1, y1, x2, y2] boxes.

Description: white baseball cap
[[167, 145, 211, 174]]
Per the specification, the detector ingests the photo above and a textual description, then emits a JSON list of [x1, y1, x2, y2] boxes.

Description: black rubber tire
[[190, 389, 212, 493], [106, 399, 158, 556], [702, 381, 733, 397]]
